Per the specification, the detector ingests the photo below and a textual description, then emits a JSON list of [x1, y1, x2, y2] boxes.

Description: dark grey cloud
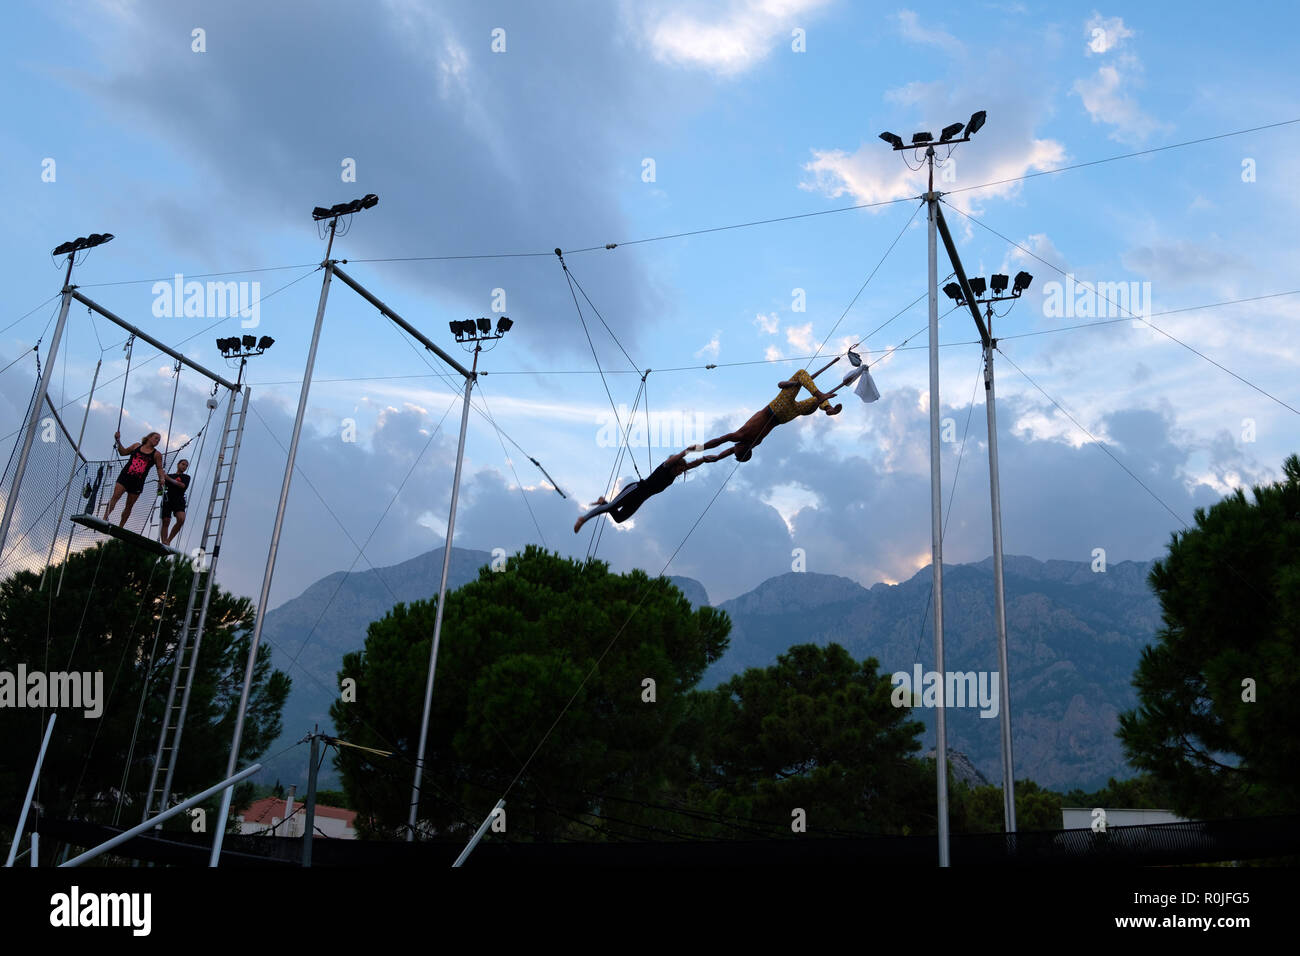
[[66, 0, 700, 361]]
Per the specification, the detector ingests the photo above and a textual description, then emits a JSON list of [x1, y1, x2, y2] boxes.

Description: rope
[[114, 335, 135, 453], [556, 250, 642, 481]]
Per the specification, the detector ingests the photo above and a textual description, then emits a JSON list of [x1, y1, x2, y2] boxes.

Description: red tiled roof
[[239, 796, 357, 827]]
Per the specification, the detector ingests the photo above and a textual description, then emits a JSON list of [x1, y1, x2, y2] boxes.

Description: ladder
[[143, 387, 250, 821]]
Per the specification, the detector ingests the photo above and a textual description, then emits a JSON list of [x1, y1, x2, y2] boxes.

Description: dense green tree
[[1118, 453, 1300, 818], [951, 778, 1064, 833], [0, 540, 289, 842], [1062, 774, 1172, 812], [681, 643, 932, 836], [330, 545, 730, 839]]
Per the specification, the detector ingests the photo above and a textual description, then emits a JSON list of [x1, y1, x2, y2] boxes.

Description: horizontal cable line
[[997, 289, 1300, 341], [945, 117, 1300, 197], [76, 262, 321, 288], [944, 201, 1300, 417]]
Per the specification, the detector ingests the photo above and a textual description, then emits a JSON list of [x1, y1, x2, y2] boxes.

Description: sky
[[1, 0, 1297, 610]]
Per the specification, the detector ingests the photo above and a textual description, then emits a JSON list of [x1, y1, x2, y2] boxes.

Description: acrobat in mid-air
[[102, 431, 186, 529], [690, 368, 838, 464], [573, 448, 710, 533]]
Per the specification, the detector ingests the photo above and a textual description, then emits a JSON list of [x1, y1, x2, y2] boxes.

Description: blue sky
[[2, 0, 1298, 609]]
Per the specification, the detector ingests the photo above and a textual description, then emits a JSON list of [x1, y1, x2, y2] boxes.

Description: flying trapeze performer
[[689, 368, 842, 464], [573, 447, 711, 533], [103, 431, 185, 528]]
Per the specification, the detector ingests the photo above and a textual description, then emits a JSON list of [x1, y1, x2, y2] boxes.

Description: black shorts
[[162, 497, 187, 520], [116, 468, 146, 496]]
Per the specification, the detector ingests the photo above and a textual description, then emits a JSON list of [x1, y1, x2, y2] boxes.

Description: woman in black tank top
[[103, 431, 182, 529]]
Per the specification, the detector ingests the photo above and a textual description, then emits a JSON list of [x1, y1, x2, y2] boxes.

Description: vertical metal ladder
[[143, 386, 250, 821]]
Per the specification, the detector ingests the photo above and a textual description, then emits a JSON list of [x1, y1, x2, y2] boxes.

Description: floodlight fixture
[[969, 276, 987, 298], [943, 282, 964, 303], [966, 110, 987, 136], [496, 316, 513, 334], [257, 336, 275, 351], [312, 193, 380, 221], [476, 317, 492, 334], [940, 122, 965, 143], [1013, 271, 1033, 295], [912, 131, 934, 145], [879, 132, 905, 149], [52, 232, 114, 256], [990, 274, 1009, 294], [241, 334, 255, 350]]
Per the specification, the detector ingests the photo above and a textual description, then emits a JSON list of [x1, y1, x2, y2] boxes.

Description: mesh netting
[[1, 389, 208, 581]]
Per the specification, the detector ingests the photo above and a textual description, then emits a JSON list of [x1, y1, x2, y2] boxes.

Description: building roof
[[239, 796, 357, 827]]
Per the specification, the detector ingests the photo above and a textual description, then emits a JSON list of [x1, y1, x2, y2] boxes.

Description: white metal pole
[[63, 762, 261, 867], [5, 713, 57, 867], [984, 342, 1017, 833], [210, 228, 337, 867], [408, 345, 477, 840], [452, 799, 505, 867], [29, 832, 38, 867], [0, 256, 75, 563], [41, 358, 100, 587], [925, 155, 951, 866]]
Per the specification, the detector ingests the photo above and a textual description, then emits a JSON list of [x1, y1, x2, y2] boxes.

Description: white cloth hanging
[[837, 364, 880, 403]]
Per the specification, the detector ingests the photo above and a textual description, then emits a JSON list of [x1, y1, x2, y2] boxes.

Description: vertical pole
[[408, 344, 478, 840], [210, 226, 337, 866], [302, 734, 320, 866], [29, 832, 38, 867], [925, 148, 951, 866], [0, 256, 75, 564], [983, 332, 1017, 833], [5, 714, 57, 867], [41, 359, 100, 588]]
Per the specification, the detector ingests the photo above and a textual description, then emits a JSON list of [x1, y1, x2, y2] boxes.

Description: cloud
[[895, 10, 963, 56], [784, 321, 814, 350], [1073, 14, 1167, 144], [695, 330, 722, 359], [1121, 240, 1248, 287], [800, 53, 1067, 214], [642, 0, 832, 76], [754, 312, 780, 334], [1084, 13, 1134, 55]]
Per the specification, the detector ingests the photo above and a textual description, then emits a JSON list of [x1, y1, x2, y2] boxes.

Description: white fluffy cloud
[[641, 0, 832, 75], [1073, 14, 1167, 144]]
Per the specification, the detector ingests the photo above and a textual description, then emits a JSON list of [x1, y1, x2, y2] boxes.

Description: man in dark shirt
[[160, 458, 192, 546], [573, 448, 708, 533]]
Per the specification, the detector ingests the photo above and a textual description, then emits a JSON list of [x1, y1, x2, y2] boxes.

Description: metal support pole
[[0, 257, 75, 563], [29, 832, 38, 867], [924, 149, 951, 867], [452, 800, 505, 867], [984, 340, 1017, 833], [70, 292, 238, 391], [210, 230, 337, 867], [41, 359, 100, 588], [301, 733, 320, 867], [5, 713, 57, 867], [62, 763, 261, 867], [408, 345, 478, 840]]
